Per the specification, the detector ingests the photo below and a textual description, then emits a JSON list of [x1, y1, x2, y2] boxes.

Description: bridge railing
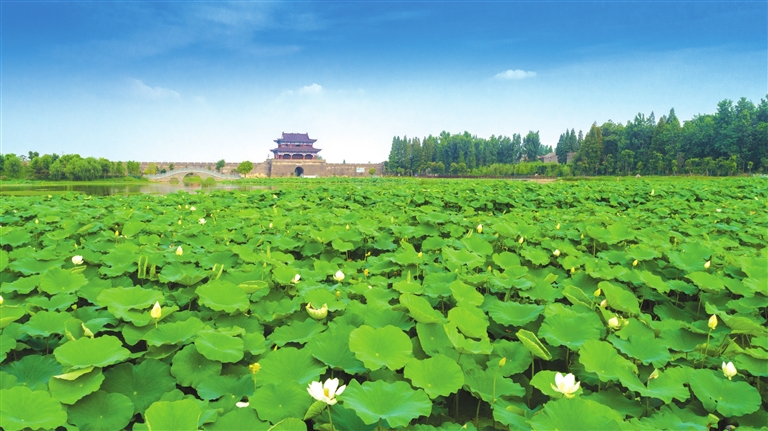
[[145, 167, 242, 180]]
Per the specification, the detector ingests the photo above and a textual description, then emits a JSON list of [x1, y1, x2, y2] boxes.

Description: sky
[[2, 1, 766, 164]]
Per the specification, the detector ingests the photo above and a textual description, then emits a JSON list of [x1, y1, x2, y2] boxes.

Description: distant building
[[271, 133, 321, 160], [538, 152, 558, 164]]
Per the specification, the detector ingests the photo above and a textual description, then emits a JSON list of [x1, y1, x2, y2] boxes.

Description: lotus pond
[[0, 177, 766, 431]]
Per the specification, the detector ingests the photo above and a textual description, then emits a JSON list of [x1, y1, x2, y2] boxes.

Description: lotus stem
[[699, 329, 712, 368], [327, 405, 334, 431]]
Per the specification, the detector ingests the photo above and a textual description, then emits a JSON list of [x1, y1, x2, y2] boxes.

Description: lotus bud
[[648, 369, 660, 380], [487, 266, 492, 272], [65, 328, 76, 341], [704, 260, 711, 269], [553, 249, 561, 257], [333, 270, 345, 282], [175, 246, 183, 256], [346, 224, 349, 230], [593, 288, 601, 297], [72, 255, 84, 265], [81, 323, 94, 338], [115, 230, 119, 237], [268, 222, 273, 229], [363, 269, 369, 277], [0, 295, 3, 305], [35, 219, 39, 224], [499, 357, 507, 367], [151, 301, 162, 319], [185, 204, 189, 209], [651, 189, 655, 196], [292, 274, 301, 284], [477, 224, 483, 234], [608, 317, 621, 329], [336, 290, 341, 299], [198, 218, 206, 225], [632, 259, 638, 267], [518, 237, 524, 244], [556, 223, 560, 230], [722, 362, 737, 380], [178, 219, 182, 225], [272, 194, 277, 199], [580, 233, 584, 239], [190, 206, 196, 211], [600, 299, 608, 308], [306, 302, 329, 320], [249, 363, 261, 374], [708, 314, 718, 330], [570, 267, 576, 274], [418, 252, 423, 259], [366, 251, 371, 257]]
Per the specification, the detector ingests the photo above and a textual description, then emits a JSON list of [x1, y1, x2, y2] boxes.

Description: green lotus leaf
[[516, 329, 552, 360], [268, 318, 327, 346], [21, 310, 74, 337], [54, 335, 130, 369], [102, 359, 177, 414], [404, 354, 464, 398], [96, 286, 163, 313], [721, 314, 768, 336], [26, 292, 77, 311], [578, 340, 643, 390], [486, 300, 544, 327], [0, 305, 27, 329], [734, 353, 768, 377], [640, 366, 691, 403], [0, 228, 30, 247], [0, 334, 17, 362], [159, 262, 208, 286], [633, 404, 710, 431], [67, 390, 134, 431], [0, 354, 61, 390], [442, 247, 484, 270], [636, 270, 670, 294], [349, 325, 413, 371], [1, 275, 39, 294], [445, 322, 493, 354], [342, 379, 432, 428], [306, 324, 367, 374], [492, 251, 522, 270], [0, 386, 68, 431], [610, 335, 672, 368], [416, 322, 454, 356], [196, 280, 250, 313], [145, 399, 201, 431], [461, 236, 493, 256], [206, 408, 270, 431], [98, 249, 136, 277], [257, 347, 327, 387], [399, 293, 445, 324], [144, 317, 207, 346], [391, 242, 420, 265], [268, 417, 308, 431], [529, 397, 624, 430], [464, 367, 525, 402], [689, 369, 761, 417], [520, 248, 550, 266], [48, 367, 104, 404], [122, 220, 146, 237], [584, 388, 645, 419], [38, 267, 88, 295], [171, 344, 222, 388], [598, 281, 641, 315], [447, 306, 488, 339], [539, 306, 604, 350], [250, 383, 311, 424], [561, 285, 595, 309], [8, 257, 61, 275], [195, 374, 253, 401], [195, 330, 244, 363], [488, 340, 532, 376], [685, 271, 725, 292], [449, 280, 484, 307]]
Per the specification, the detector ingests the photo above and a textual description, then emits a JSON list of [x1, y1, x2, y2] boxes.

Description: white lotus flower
[[199, 218, 206, 225], [333, 270, 345, 282], [550, 372, 580, 398], [150, 301, 162, 319], [518, 237, 524, 244], [292, 274, 301, 283], [72, 255, 84, 265], [307, 378, 346, 405], [608, 317, 621, 329], [477, 224, 483, 234], [176, 246, 183, 256], [235, 401, 249, 408], [190, 206, 196, 211], [704, 260, 711, 269], [600, 299, 608, 308], [722, 362, 737, 380], [0, 295, 3, 305], [553, 249, 560, 257]]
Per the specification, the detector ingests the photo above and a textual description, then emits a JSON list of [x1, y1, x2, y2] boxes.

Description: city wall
[[140, 160, 384, 178]]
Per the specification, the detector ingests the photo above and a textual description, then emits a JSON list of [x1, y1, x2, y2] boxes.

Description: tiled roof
[[271, 146, 321, 153], [275, 133, 317, 144]]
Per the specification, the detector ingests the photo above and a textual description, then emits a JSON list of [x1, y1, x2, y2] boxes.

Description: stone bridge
[[145, 168, 241, 182]]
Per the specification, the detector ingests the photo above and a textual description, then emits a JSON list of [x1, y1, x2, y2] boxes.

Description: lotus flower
[[633, 259, 638, 267], [518, 237, 524, 244], [608, 317, 621, 329], [708, 314, 718, 330], [190, 206, 196, 211], [333, 270, 345, 282], [550, 372, 580, 398], [600, 299, 608, 308], [704, 260, 711, 269], [477, 224, 483, 234], [176, 246, 183, 256], [307, 378, 346, 405], [248, 363, 261, 374], [553, 249, 560, 257], [306, 302, 328, 320], [0, 295, 3, 305], [235, 401, 249, 408], [150, 301, 162, 319], [722, 362, 737, 380], [556, 223, 560, 230], [35, 219, 39, 224], [292, 274, 301, 283], [72, 255, 84, 265], [199, 218, 206, 225]]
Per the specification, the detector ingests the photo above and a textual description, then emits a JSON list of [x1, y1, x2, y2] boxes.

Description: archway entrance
[[294, 166, 304, 177]]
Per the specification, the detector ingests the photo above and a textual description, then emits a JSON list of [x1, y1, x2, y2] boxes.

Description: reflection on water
[[1, 182, 273, 196]]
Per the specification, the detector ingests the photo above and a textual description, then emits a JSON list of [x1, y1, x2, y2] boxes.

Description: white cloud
[[298, 83, 323, 95], [128, 78, 181, 100], [494, 69, 537, 80]]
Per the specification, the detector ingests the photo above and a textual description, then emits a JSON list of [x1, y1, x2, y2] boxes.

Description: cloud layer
[[128, 78, 181, 100], [494, 69, 537, 80]]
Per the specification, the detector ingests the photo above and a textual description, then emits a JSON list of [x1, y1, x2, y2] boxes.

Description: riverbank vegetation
[[0, 152, 143, 181]]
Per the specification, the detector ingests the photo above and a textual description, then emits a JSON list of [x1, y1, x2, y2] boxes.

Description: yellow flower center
[[324, 388, 330, 398]]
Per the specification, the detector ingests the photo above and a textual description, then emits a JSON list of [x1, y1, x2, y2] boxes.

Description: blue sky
[[2, 1, 766, 163]]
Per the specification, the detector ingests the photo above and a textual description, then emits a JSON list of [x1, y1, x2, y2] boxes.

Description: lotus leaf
[[102, 359, 177, 414], [250, 383, 311, 424], [145, 399, 201, 431], [349, 325, 413, 371], [67, 390, 135, 431], [342, 379, 432, 427], [257, 347, 327, 387], [689, 369, 762, 417], [0, 385, 68, 431], [0, 354, 61, 390], [171, 344, 222, 388], [196, 280, 250, 313], [48, 367, 104, 404], [195, 330, 244, 363], [404, 354, 464, 398]]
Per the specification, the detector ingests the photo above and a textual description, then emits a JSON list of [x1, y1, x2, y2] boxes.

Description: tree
[[368, 168, 376, 176], [3, 154, 23, 178], [237, 161, 254, 176], [168, 163, 175, 171], [145, 163, 158, 175], [522, 131, 542, 162], [126, 161, 141, 177], [574, 124, 603, 175], [215, 159, 226, 172]]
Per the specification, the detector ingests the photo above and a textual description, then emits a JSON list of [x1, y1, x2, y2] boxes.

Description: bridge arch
[[145, 167, 241, 182]]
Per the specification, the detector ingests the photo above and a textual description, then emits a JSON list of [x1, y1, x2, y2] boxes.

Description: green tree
[[126, 161, 141, 177], [522, 131, 542, 162], [215, 159, 226, 172], [168, 162, 175, 171], [3, 154, 23, 178], [574, 124, 603, 175], [145, 163, 158, 175], [237, 161, 254, 176]]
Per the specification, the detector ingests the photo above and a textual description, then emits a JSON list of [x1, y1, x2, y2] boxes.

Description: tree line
[[0, 152, 143, 181], [386, 96, 767, 176]]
